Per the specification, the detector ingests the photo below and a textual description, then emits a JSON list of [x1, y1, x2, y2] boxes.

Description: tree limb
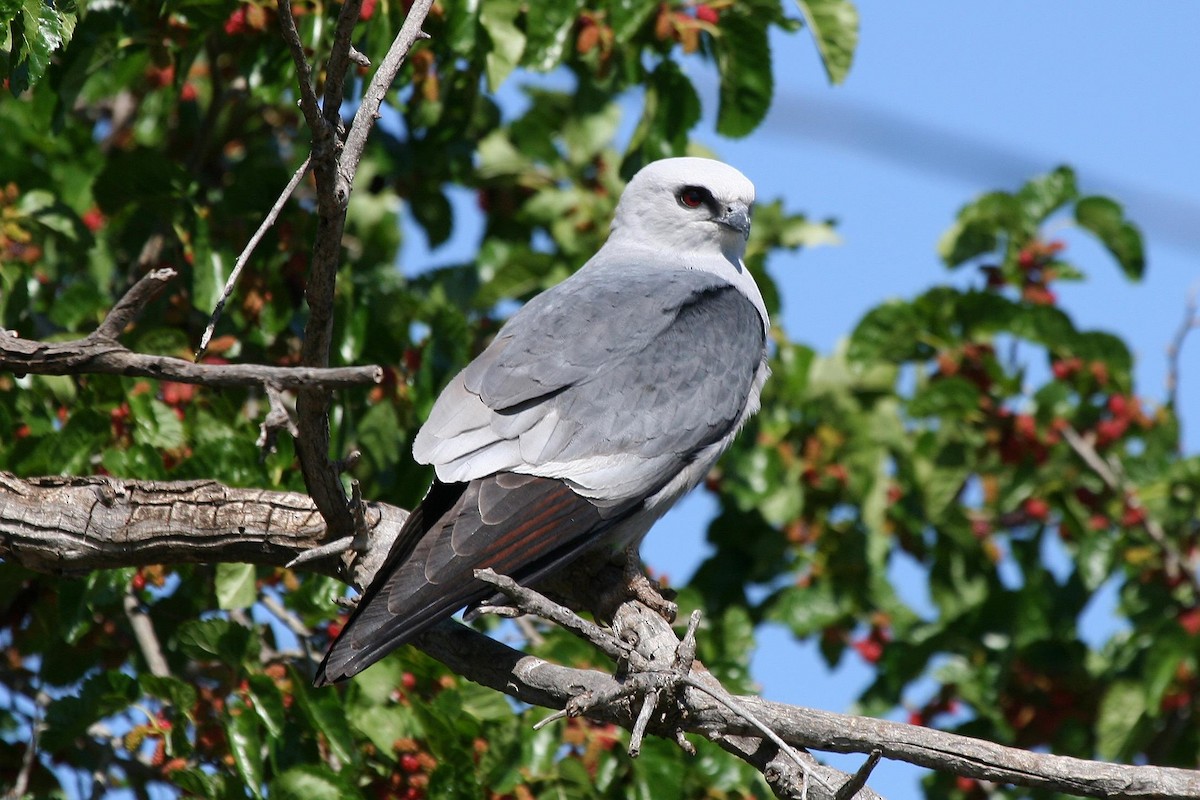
[[0, 268, 381, 390], [3, 471, 1196, 799]]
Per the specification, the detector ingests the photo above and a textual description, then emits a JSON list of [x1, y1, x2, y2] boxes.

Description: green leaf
[[245, 674, 288, 738], [43, 670, 139, 751], [226, 701, 265, 798], [215, 562, 257, 610], [1074, 195, 1145, 280], [175, 618, 258, 666], [523, 1, 577, 70], [269, 765, 364, 800], [1016, 165, 1077, 223], [3, 0, 79, 95], [795, 0, 859, 85], [139, 674, 198, 713], [1096, 680, 1146, 761], [290, 668, 359, 767], [715, 13, 774, 138], [479, 0, 525, 91], [938, 191, 1022, 267]]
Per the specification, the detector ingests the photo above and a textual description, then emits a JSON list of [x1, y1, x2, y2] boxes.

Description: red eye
[[678, 187, 706, 209]]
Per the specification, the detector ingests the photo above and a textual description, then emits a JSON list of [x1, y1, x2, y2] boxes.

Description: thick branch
[[0, 268, 381, 390], [4, 472, 1198, 799]]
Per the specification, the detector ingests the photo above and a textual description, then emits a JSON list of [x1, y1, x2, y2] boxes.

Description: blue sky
[[398, 3, 1200, 796]]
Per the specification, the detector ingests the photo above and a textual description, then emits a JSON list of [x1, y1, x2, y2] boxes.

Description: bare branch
[[0, 269, 381, 390], [197, 155, 312, 360], [1166, 281, 1200, 416], [341, 1, 435, 179], [1062, 425, 1198, 591], [6, 473, 1199, 799], [123, 588, 171, 678]]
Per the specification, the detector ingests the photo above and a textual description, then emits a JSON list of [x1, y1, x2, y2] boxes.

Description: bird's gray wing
[[313, 473, 638, 685], [414, 263, 766, 498]]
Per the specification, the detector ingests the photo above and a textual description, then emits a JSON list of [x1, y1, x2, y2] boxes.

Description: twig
[[262, 591, 313, 639], [340, 0, 435, 178], [628, 688, 660, 758], [1061, 425, 1196, 590], [196, 155, 312, 360], [835, 750, 883, 800], [257, 383, 299, 454], [124, 589, 171, 678], [0, 269, 382, 390], [474, 568, 645, 668], [320, 0, 365, 132], [683, 675, 834, 796], [275, 1, 329, 153], [1166, 281, 1200, 416]]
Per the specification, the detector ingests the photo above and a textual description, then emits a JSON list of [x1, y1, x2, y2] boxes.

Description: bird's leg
[[604, 546, 678, 624]]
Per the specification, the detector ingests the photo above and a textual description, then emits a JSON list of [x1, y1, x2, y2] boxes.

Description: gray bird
[[315, 157, 769, 685]]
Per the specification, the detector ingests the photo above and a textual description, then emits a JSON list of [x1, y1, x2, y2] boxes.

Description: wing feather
[[313, 475, 637, 685]]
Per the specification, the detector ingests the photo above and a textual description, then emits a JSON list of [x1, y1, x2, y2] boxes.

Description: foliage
[[1, 1, 1196, 799]]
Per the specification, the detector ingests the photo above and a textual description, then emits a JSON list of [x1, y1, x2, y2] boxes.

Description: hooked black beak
[[716, 202, 752, 240]]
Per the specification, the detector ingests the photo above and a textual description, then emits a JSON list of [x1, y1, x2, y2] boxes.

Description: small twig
[[261, 591, 312, 639], [834, 750, 883, 800], [257, 383, 299, 455], [123, 588, 171, 678], [628, 688, 660, 758], [197, 155, 312, 360], [321, 0, 365, 131], [94, 267, 176, 341], [1062, 425, 1196, 589], [1166, 281, 1200, 418], [474, 569, 645, 669], [275, 0, 328, 150], [682, 675, 835, 795], [287, 536, 355, 569]]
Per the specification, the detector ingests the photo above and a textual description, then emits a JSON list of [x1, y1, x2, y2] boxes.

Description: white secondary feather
[[412, 157, 769, 509]]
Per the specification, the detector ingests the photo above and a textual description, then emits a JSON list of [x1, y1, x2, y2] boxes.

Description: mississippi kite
[[316, 157, 769, 685]]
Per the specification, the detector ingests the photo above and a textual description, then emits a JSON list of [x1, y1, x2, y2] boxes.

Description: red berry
[[180, 82, 198, 102], [694, 4, 720, 24], [131, 571, 147, 591], [401, 672, 418, 691], [1023, 497, 1050, 522], [400, 754, 421, 774], [1120, 505, 1146, 528], [1107, 394, 1129, 418], [82, 207, 106, 232], [852, 638, 884, 663], [1179, 607, 1200, 636]]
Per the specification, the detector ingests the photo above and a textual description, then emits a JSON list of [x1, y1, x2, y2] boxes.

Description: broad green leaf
[[139, 674, 198, 712], [43, 670, 139, 751], [795, 0, 859, 85], [225, 701, 265, 798], [3, 0, 79, 95], [1075, 195, 1145, 280], [938, 191, 1023, 267], [176, 618, 258, 666], [290, 667, 359, 767], [269, 765, 364, 800], [715, 13, 774, 138], [215, 562, 257, 610], [1096, 680, 1146, 761], [479, 0, 525, 91], [245, 674, 287, 738], [1016, 165, 1077, 222]]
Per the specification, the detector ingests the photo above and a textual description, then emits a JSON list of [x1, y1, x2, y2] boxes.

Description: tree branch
[[4, 473, 1197, 799], [0, 268, 381, 390]]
